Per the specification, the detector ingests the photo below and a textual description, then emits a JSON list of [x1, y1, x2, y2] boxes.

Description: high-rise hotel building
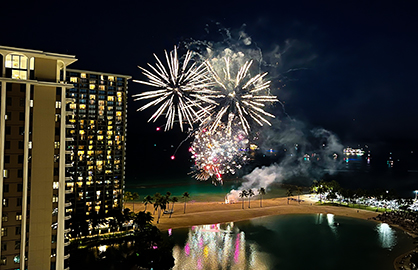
[[0, 45, 129, 270], [64, 70, 129, 222]]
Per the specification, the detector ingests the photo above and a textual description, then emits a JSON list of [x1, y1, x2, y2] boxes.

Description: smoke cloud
[[227, 119, 344, 202]]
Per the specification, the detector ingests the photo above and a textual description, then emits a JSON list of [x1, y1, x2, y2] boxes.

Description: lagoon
[[169, 214, 414, 270]]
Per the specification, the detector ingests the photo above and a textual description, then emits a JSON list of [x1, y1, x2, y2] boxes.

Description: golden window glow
[[79, 130, 85, 135], [89, 84, 96, 90], [81, 73, 86, 78], [108, 96, 114, 101], [108, 76, 115, 81], [69, 104, 77, 109], [99, 85, 105, 90], [89, 95, 96, 100], [116, 111, 122, 117], [79, 104, 86, 109], [98, 135, 103, 140], [87, 150, 94, 155], [12, 70, 27, 80], [78, 151, 84, 156], [70, 77, 78, 83], [105, 170, 112, 174]]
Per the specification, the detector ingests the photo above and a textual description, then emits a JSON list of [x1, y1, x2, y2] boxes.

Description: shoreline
[[128, 195, 380, 231], [129, 194, 418, 269]]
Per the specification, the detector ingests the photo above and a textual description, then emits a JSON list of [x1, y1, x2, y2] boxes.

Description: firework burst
[[133, 46, 216, 132], [190, 124, 250, 184], [203, 57, 278, 135]]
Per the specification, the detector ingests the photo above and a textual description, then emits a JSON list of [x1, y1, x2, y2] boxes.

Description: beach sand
[[129, 195, 379, 232]]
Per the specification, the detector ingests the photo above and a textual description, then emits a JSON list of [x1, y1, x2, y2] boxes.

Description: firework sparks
[[190, 124, 250, 184], [133, 46, 216, 132], [203, 57, 278, 135]]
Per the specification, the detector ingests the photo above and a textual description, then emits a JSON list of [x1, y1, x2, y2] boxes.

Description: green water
[[169, 214, 414, 270], [126, 176, 287, 202]]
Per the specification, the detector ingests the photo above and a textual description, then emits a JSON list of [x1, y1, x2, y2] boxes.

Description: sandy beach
[[129, 195, 379, 231]]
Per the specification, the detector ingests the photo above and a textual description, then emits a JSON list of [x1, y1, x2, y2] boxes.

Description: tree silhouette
[[182, 192, 190, 214], [143, 195, 153, 212], [169, 197, 178, 218], [286, 188, 293, 204], [258, 187, 266, 208], [239, 190, 247, 209], [248, 189, 255, 208]]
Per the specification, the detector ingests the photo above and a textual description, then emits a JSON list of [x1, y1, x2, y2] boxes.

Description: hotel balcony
[[65, 202, 72, 207], [64, 254, 70, 260], [65, 215, 71, 220], [65, 189, 72, 194], [64, 228, 71, 234]]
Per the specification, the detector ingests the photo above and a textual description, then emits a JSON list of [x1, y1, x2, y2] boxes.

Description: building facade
[[64, 70, 129, 231], [0, 46, 77, 270], [0, 46, 130, 270]]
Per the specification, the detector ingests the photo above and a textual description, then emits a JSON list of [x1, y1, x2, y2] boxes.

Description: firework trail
[[133, 46, 217, 132]]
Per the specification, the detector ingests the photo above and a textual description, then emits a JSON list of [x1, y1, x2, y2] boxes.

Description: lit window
[[5, 54, 28, 80], [69, 103, 77, 109], [3, 170, 8, 178], [16, 212, 22, 221], [52, 195, 58, 203], [81, 73, 86, 78], [98, 136, 103, 141], [12, 70, 27, 80], [79, 104, 86, 110], [107, 96, 114, 101], [108, 76, 114, 81], [89, 84, 96, 90], [56, 101, 61, 109], [70, 77, 78, 83], [55, 142, 60, 149], [53, 182, 59, 189], [14, 255, 20, 264]]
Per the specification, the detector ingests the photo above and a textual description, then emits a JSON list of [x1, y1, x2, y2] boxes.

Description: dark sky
[[2, 0, 418, 179]]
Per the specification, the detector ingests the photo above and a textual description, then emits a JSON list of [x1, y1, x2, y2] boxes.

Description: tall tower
[[64, 70, 130, 234], [0, 46, 77, 270]]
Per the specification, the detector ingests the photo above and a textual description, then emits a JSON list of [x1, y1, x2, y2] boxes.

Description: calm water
[[169, 214, 414, 270]]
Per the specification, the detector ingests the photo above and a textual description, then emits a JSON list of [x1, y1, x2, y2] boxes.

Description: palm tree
[[258, 187, 266, 208], [123, 191, 133, 209], [239, 190, 247, 209], [169, 197, 178, 218], [296, 186, 303, 204], [152, 193, 161, 215], [142, 195, 153, 212], [286, 188, 293, 204], [164, 192, 172, 214], [157, 196, 168, 223], [248, 189, 255, 208], [131, 192, 139, 213], [133, 211, 154, 232], [182, 192, 190, 214]]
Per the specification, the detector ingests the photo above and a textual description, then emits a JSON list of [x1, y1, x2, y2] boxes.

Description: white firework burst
[[133, 46, 216, 132], [203, 57, 278, 135]]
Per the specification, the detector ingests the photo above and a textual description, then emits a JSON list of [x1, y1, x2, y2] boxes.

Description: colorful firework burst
[[189, 124, 250, 184]]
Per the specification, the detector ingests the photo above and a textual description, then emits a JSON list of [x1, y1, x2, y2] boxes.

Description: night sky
[[2, 1, 418, 181]]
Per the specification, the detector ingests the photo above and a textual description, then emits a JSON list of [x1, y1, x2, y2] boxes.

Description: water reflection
[[172, 223, 270, 270], [376, 223, 396, 250]]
